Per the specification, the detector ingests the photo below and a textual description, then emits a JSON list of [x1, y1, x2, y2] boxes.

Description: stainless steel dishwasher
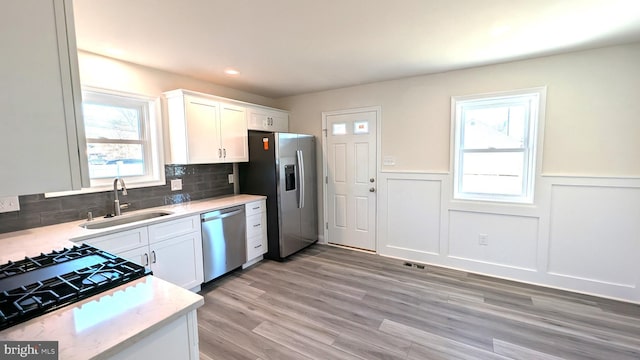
[[201, 205, 247, 282]]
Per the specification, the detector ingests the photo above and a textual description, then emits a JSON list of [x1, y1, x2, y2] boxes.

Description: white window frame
[[46, 87, 165, 197], [451, 87, 546, 204]]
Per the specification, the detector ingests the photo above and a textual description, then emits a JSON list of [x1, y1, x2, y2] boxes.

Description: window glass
[[83, 103, 142, 140], [462, 105, 526, 149], [86, 143, 144, 178], [353, 120, 369, 134], [332, 123, 347, 135]]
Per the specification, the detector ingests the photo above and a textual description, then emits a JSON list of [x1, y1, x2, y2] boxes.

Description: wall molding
[[376, 170, 640, 303]]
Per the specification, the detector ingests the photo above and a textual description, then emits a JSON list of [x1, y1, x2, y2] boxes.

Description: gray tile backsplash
[[0, 164, 234, 234]]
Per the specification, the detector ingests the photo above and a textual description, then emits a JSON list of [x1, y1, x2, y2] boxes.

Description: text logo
[[0, 341, 58, 359]]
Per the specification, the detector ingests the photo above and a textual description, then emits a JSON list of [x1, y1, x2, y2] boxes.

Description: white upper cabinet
[[247, 107, 289, 132], [0, 0, 89, 196], [220, 102, 249, 162], [165, 89, 248, 164]]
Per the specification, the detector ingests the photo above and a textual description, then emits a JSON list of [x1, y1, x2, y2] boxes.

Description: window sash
[[82, 88, 160, 187], [452, 89, 541, 203], [458, 148, 530, 197]]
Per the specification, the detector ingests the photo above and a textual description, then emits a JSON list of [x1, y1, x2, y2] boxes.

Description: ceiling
[[73, 0, 640, 99]]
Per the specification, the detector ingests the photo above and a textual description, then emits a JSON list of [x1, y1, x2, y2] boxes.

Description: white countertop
[[0, 276, 204, 360], [0, 194, 265, 358], [0, 194, 265, 264]]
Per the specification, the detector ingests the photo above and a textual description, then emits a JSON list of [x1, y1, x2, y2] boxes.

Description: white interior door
[[325, 108, 377, 251]]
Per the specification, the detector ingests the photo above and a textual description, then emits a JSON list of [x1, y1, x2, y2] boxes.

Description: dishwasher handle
[[201, 209, 244, 223]]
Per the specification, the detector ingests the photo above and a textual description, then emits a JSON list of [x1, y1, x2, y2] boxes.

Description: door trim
[[321, 106, 381, 252]]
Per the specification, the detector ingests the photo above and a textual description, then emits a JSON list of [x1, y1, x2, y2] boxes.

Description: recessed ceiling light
[[224, 69, 240, 76]]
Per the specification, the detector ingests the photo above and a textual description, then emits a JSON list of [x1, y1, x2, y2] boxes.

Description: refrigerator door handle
[[296, 149, 305, 209]]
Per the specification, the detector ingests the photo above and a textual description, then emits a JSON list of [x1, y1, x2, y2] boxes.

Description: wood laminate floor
[[197, 244, 640, 360]]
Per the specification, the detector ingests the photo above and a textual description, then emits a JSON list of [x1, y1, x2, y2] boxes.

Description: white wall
[[275, 43, 640, 303]]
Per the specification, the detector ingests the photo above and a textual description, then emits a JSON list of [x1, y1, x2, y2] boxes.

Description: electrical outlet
[[478, 233, 489, 246], [0, 196, 20, 213], [228, 174, 234, 184], [170, 179, 182, 191]]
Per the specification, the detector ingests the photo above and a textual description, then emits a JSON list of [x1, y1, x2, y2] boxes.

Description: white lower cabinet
[[108, 311, 199, 360], [83, 215, 204, 291], [148, 232, 204, 290], [244, 200, 268, 268]]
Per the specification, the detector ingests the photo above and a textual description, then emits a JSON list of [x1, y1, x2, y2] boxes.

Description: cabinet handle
[[144, 253, 149, 266], [254, 244, 262, 249], [151, 250, 157, 264], [253, 223, 261, 227], [252, 207, 260, 210], [218, 148, 222, 158]]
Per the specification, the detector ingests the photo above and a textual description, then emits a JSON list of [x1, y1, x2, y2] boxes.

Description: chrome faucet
[[113, 177, 128, 216]]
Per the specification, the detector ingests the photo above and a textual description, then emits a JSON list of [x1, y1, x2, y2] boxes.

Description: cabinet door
[[118, 245, 151, 270], [220, 103, 248, 162], [183, 96, 222, 164], [268, 111, 289, 132], [247, 110, 267, 131], [247, 108, 289, 132], [150, 232, 204, 289], [0, 0, 87, 196]]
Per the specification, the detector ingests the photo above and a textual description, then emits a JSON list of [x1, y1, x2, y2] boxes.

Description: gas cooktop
[[0, 244, 150, 331]]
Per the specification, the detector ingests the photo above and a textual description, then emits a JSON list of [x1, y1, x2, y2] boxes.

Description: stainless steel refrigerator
[[239, 131, 317, 260]]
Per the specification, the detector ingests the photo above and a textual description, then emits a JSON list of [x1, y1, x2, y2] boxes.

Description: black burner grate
[[0, 244, 150, 331], [0, 245, 100, 279]]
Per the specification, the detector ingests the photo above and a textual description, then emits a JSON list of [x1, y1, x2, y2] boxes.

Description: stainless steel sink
[[79, 210, 174, 229]]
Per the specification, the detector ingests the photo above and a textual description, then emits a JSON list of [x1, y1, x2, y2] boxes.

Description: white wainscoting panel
[[448, 210, 539, 271], [547, 184, 640, 287], [375, 172, 640, 302], [379, 176, 442, 259]]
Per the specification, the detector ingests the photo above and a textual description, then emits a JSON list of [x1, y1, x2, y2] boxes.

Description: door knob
[[369, 187, 376, 193], [370, 178, 375, 183]]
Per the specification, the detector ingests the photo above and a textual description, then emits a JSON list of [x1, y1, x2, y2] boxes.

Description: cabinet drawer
[[148, 215, 200, 243], [245, 200, 265, 217], [82, 227, 148, 254], [247, 235, 265, 260], [246, 213, 267, 239]]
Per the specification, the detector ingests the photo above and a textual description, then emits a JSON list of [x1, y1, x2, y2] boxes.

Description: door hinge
[[322, 129, 327, 137], [326, 222, 329, 229], [325, 176, 328, 184]]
